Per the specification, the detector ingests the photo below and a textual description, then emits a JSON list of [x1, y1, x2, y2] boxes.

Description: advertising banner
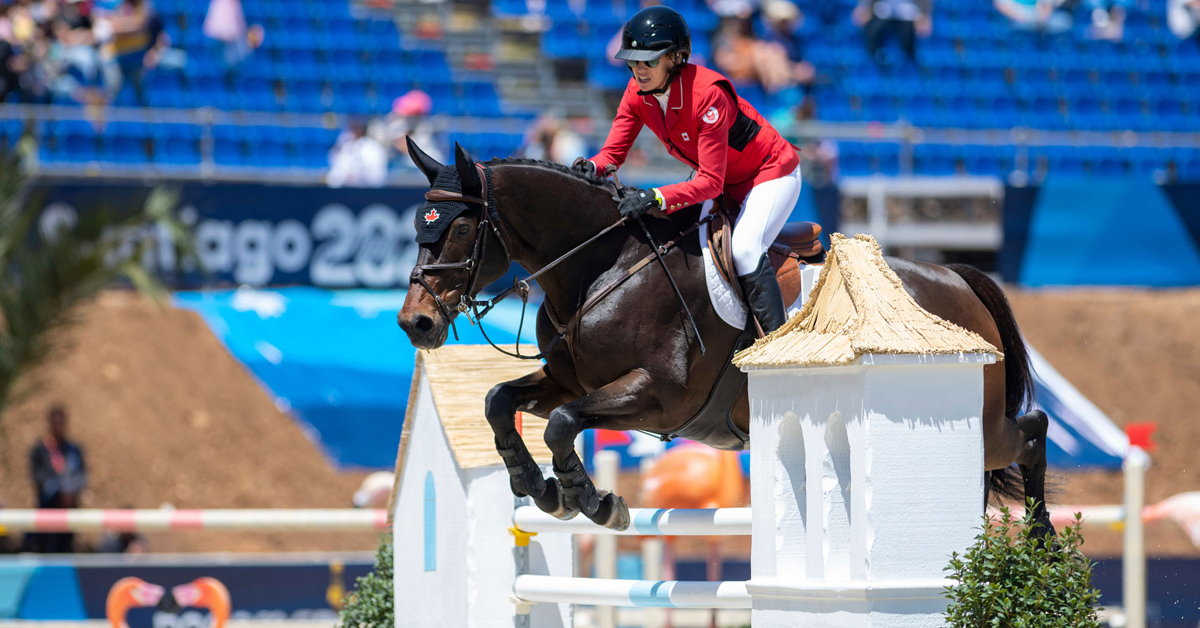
[[31, 179, 428, 290]]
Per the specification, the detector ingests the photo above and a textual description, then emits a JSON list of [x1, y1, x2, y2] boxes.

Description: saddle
[[707, 196, 826, 311]]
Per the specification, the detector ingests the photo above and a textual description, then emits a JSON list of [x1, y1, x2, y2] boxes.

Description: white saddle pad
[[697, 200, 823, 331]]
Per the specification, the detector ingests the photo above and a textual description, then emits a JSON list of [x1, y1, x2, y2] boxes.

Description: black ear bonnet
[[415, 166, 478, 244]]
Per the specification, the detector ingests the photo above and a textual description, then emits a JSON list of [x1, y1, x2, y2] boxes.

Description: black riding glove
[[571, 157, 596, 177], [618, 187, 660, 221]]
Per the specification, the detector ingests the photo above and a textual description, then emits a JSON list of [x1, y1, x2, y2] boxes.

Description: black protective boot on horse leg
[[1015, 409, 1055, 540], [738, 253, 787, 334], [483, 369, 578, 519]]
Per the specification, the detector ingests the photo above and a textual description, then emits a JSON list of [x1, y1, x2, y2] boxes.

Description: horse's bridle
[[409, 162, 706, 361], [408, 162, 512, 342]]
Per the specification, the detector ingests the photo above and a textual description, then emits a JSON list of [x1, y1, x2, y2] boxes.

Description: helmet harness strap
[[634, 51, 686, 97]]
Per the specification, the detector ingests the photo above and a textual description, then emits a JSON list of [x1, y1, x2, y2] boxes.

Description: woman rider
[[572, 5, 802, 334]]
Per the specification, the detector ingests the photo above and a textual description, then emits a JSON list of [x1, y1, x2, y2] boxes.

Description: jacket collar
[[639, 73, 684, 112]]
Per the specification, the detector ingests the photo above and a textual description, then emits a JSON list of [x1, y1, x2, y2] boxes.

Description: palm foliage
[[0, 150, 192, 419]]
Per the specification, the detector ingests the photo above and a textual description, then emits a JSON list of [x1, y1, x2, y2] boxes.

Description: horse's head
[[397, 138, 511, 349]]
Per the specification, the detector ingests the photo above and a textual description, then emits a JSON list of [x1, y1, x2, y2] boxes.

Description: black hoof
[[587, 491, 630, 531], [534, 478, 579, 521]]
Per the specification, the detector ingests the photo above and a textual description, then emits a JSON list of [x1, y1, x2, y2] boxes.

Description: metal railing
[[3, 103, 1197, 184]]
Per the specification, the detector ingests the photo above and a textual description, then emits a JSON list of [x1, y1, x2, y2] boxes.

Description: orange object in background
[[640, 443, 746, 511], [639, 444, 746, 628], [106, 578, 165, 628], [107, 576, 230, 628], [172, 578, 231, 628]]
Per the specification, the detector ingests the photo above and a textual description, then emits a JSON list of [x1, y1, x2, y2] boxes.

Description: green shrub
[[338, 535, 394, 628], [944, 503, 1101, 628]]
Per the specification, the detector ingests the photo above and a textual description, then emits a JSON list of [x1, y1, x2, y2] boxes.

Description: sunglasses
[[626, 57, 662, 69]]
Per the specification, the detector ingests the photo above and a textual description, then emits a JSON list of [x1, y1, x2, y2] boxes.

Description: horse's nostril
[[414, 315, 435, 334]]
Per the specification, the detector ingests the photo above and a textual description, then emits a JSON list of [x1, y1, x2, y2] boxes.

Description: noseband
[[409, 162, 510, 341]]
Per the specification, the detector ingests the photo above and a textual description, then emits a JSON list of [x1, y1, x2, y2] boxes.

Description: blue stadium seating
[[102, 121, 150, 163], [19, 0, 1199, 178]]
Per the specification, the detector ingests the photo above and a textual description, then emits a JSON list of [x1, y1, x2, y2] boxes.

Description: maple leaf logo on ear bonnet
[[424, 208, 440, 224]]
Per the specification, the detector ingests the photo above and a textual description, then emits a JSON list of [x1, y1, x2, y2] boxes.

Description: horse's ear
[[407, 136, 443, 185], [454, 141, 481, 194]]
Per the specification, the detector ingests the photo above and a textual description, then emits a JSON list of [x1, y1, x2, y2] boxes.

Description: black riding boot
[[738, 254, 787, 334]]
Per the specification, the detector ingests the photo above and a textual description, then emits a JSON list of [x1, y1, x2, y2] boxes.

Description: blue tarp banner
[[1001, 179, 1200, 286], [176, 288, 1128, 473], [173, 288, 536, 469]]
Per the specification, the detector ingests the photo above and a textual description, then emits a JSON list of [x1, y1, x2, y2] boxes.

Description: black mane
[[485, 157, 618, 190]]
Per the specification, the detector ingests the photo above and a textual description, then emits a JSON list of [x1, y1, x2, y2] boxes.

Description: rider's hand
[[571, 157, 597, 177], [618, 187, 660, 221]]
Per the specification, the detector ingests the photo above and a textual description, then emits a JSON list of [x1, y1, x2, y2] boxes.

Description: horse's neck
[[494, 165, 626, 310]]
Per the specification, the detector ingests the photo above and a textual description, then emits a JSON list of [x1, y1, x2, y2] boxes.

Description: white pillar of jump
[[743, 352, 991, 628]]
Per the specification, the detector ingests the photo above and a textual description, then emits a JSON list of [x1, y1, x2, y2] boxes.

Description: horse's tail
[[945, 264, 1034, 417], [946, 263, 1036, 504]]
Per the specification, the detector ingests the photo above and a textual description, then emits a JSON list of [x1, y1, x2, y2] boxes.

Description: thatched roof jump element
[[733, 234, 1001, 369], [399, 345, 551, 471]]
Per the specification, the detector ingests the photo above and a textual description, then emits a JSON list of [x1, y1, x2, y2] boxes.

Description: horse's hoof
[[534, 478, 579, 521], [588, 491, 630, 531]]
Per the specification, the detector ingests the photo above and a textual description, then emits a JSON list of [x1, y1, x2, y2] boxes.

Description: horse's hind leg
[[1015, 409, 1055, 539], [542, 369, 664, 531], [484, 368, 577, 519]]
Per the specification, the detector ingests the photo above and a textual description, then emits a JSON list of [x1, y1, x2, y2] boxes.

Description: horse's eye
[[457, 225, 470, 236]]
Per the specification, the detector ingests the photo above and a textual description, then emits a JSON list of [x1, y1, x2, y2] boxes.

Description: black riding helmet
[[615, 5, 692, 63]]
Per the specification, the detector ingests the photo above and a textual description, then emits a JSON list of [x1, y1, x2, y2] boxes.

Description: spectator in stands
[[0, 4, 28, 101], [793, 95, 838, 187], [385, 89, 446, 169], [756, 1, 815, 92], [994, 0, 1074, 34], [203, 0, 262, 84], [853, 0, 932, 65], [1168, 0, 1200, 42], [98, 507, 146, 553], [24, 405, 87, 554], [712, 17, 760, 85], [1085, 0, 1128, 40], [707, 0, 761, 19], [48, 0, 106, 99], [141, 15, 186, 75], [328, 118, 389, 187], [100, 0, 155, 104], [522, 114, 587, 165]]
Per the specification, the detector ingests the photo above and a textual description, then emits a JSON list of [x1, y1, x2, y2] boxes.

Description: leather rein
[[409, 163, 711, 361]]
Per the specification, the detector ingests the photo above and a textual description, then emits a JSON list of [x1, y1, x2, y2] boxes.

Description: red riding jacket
[[589, 63, 799, 213]]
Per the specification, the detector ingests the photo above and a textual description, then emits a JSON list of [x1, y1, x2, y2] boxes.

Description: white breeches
[[731, 164, 803, 276]]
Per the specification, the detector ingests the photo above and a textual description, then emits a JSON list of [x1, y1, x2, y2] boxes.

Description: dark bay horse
[[397, 140, 1052, 535]]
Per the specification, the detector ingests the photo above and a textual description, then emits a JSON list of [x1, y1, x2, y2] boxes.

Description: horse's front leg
[[543, 369, 663, 531], [485, 367, 577, 518]]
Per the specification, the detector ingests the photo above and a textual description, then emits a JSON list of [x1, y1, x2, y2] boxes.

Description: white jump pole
[[0, 509, 388, 532], [513, 575, 752, 609], [1123, 447, 1149, 628], [513, 506, 751, 536], [594, 450, 620, 628], [640, 456, 667, 628]]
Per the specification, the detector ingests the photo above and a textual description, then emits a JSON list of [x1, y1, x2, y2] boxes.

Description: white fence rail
[[0, 509, 388, 532], [512, 506, 751, 537]]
